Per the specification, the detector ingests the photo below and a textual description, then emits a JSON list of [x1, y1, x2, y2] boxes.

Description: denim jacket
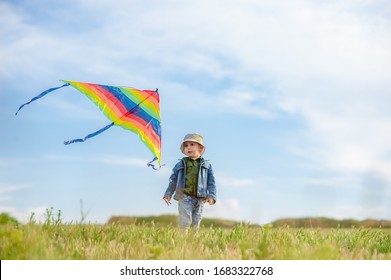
[[164, 158, 217, 202]]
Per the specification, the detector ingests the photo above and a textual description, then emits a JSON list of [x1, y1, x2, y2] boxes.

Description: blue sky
[[1, 0, 390, 224]]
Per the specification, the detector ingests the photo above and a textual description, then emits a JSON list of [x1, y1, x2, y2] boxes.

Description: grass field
[[1, 210, 390, 260]]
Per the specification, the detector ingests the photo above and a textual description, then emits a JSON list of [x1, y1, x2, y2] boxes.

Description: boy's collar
[[183, 156, 202, 161]]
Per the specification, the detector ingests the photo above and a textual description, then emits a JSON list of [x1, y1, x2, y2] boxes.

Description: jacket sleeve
[[206, 164, 217, 202], [164, 164, 179, 198]]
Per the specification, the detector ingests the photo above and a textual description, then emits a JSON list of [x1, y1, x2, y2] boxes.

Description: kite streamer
[[16, 80, 162, 169]]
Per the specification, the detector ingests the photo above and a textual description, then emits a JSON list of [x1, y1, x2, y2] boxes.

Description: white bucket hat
[[180, 133, 205, 155]]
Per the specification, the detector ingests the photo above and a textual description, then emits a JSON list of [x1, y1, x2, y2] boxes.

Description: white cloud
[[43, 154, 150, 168], [43, 154, 84, 161], [97, 155, 147, 167], [204, 198, 242, 221], [0, 206, 50, 223], [216, 173, 256, 188], [308, 204, 390, 221], [216, 89, 276, 119], [0, 183, 44, 223], [248, 2, 391, 186], [0, 158, 31, 167], [0, 182, 30, 201], [40, 96, 104, 121], [305, 176, 359, 188]]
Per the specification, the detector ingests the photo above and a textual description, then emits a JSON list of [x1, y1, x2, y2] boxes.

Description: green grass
[[1, 210, 390, 260]]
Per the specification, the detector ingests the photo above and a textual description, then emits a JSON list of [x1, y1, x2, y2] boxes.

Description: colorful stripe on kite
[[15, 80, 162, 169]]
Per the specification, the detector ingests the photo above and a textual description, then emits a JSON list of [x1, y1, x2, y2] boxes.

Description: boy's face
[[183, 141, 204, 159]]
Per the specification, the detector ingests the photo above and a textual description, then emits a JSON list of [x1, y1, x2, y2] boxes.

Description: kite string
[[15, 83, 70, 115], [64, 122, 115, 145]]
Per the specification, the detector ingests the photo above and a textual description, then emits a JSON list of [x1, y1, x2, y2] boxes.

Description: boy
[[163, 133, 217, 231]]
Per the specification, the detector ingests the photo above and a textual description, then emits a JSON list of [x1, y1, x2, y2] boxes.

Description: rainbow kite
[[16, 80, 162, 169]]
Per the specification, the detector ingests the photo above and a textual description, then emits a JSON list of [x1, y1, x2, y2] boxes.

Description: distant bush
[[0, 213, 19, 226], [106, 215, 255, 228], [272, 217, 391, 228], [107, 215, 391, 229]]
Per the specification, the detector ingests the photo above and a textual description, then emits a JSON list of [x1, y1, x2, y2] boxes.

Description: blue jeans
[[178, 194, 204, 229]]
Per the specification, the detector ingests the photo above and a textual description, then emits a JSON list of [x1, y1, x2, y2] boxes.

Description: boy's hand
[[163, 196, 171, 206], [206, 198, 215, 205]]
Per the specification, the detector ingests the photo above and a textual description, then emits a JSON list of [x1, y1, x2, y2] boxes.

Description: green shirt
[[183, 157, 201, 197]]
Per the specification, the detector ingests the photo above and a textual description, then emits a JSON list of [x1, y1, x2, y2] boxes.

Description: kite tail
[[147, 157, 165, 170], [15, 83, 70, 115], [64, 122, 115, 145]]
